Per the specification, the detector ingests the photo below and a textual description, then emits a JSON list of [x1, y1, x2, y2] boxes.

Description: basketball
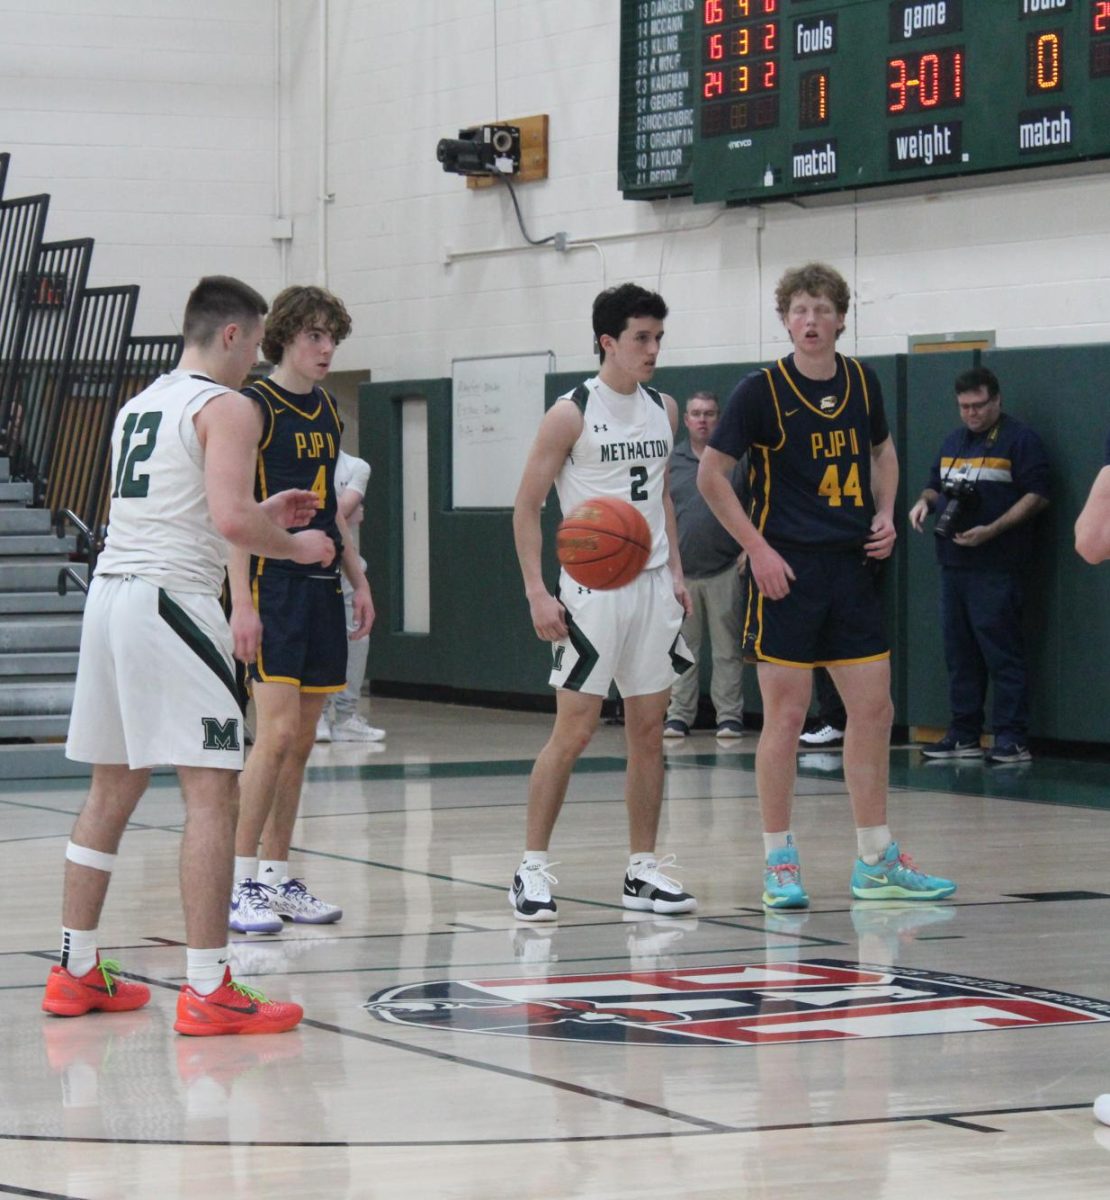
[[556, 496, 651, 590]]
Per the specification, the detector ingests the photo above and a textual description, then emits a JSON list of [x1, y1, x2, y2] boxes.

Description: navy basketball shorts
[[742, 546, 889, 668], [248, 569, 347, 692]]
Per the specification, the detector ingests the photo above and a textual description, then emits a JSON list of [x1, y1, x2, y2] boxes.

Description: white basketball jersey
[[95, 369, 232, 594], [554, 376, 673, 571]]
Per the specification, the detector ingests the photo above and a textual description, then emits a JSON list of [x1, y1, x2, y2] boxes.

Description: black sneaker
[[921, 732, 982, 759], [622, 855, 697, 915], [715, 720, 744, 740], [508, 861, 558, 922], [662, 719, 689, 739], [985, 741, 1032, 765]]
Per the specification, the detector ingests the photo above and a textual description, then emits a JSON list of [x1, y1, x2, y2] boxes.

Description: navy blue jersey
[[711, 354, 889, 549], [244, 378, 342, 576]]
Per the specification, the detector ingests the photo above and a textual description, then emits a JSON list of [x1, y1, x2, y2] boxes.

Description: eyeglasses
[[957, 396, 998, 414]]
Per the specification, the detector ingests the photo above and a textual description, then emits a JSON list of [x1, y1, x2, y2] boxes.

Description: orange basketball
[[556, 496, 651, 590]]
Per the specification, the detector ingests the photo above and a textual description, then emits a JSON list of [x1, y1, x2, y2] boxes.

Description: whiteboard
[[451, 351, 554, 509]]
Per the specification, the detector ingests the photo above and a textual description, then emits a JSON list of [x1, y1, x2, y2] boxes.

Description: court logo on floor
[[365, 960, 1110, 1046]]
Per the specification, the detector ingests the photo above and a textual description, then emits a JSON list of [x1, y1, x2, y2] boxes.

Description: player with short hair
[[227, 285, 374, 933], [44, 275, 334, 1034], [509, 282, 697, 922], [698, 262, 956, 909]]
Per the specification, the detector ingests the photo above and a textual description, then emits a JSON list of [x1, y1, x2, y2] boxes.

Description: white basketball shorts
[[66, 574, 244, 770], [548, 565, 694, 698]]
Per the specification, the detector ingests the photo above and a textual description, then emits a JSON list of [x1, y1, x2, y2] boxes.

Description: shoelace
[[227, 978, 269, 1004], [635, 853, 684, 891], [280, 878, 309, 896], [238, 879, 277, 910], [96, 958, 125, 996], [520, 861, 560, 897], [892, 852, 927, 882], [767, 861, 800, 885]]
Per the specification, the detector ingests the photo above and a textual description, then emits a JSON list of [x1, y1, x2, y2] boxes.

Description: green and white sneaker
[[851, 842, 956, 901]]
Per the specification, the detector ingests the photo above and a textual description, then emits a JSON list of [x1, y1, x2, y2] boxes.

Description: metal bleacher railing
[[0, 151, 183, 559]]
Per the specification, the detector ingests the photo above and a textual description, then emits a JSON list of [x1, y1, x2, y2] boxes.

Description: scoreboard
[[618, 0, 1110, 204]]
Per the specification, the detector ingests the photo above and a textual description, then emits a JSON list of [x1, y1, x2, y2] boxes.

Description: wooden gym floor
[[3, 697, 1110, 1198]]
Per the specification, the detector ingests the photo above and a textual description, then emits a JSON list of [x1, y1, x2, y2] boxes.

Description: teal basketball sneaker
[[850, 842, 956, 901]]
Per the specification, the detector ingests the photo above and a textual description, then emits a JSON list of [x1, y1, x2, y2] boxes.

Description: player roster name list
[[619, 0, 699, 194]]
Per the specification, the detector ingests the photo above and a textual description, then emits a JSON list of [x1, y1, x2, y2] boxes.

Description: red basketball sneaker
[[174, 968, 303, 1036], [42, 957, 151, 1017]]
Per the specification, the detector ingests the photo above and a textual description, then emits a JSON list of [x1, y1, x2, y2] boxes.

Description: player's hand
[[230, 604, 262, 663], [262, 488, 320, 528], [748, 543, 795, 601], [953, 524, 993, 548], [349, 582, 375, 640], [865, 513, 897, 559], [673, 580, 692, 618], [289, 529, 336, 568], [908, 499, 930, 532], [529, 591, 568, 642]]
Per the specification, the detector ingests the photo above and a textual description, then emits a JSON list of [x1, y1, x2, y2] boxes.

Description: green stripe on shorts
[[157, 589, 242, 709]]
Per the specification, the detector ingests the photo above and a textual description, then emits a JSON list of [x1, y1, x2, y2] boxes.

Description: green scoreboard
[[618, 0, 1110, 203]]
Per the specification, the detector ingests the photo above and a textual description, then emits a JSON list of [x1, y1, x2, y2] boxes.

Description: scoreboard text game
[[618, 0, 1110, 203]]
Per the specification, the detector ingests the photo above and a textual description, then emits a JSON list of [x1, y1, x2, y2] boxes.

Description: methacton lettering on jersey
[[598, 439, 670, 463]]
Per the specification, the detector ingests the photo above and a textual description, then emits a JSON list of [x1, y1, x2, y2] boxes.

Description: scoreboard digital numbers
[[618, 0, 1110, 204]]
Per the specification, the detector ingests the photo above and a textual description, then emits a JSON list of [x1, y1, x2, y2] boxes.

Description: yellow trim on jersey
[[761, 369, 788, 451], [251, 378, 322, 422], [754, 649, 891, 668], [777, 353, 854, 421]]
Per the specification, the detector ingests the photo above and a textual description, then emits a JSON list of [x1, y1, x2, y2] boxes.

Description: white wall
[[2, 0, 1108, 371], [0, 0, 281, 337]]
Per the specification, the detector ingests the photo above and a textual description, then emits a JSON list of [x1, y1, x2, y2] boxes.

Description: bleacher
[[0, 150, 183, 779]]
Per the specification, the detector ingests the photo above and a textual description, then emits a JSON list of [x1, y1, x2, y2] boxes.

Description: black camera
[[934, 476, 979, 540], [436, 124, 521, 176]]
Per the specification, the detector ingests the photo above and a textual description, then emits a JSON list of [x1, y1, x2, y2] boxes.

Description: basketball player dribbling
[[698, 261, 956, 911], [44, 276, 335, 1034], [508, 283, 697, 922]]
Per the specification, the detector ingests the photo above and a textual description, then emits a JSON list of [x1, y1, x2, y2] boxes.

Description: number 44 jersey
[[96, 369, 234, 595], [555, 375, 673, 573]]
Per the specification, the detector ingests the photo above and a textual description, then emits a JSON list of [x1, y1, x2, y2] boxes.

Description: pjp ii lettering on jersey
[[293, 431, 337, 459], [811, 428, 860, 460]]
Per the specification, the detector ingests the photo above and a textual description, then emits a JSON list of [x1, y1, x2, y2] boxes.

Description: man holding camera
[[909, 367, 1050, 764]]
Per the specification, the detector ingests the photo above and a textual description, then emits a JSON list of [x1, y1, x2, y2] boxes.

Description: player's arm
[[337, 454, 371, 525], [661, 394, 692, 616], [335, 508, 375, 640], [698, 446, 794, 600], [1076, 466, 1110, 564], [513, 399, 581, 642], [866, 436, 899, 559], [196, 391, 336, 565]]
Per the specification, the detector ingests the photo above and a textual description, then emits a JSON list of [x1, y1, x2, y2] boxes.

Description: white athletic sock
[[857, 825, 892, 865], [763, 831, 793, 857], [521, 850, 549, 869], [629, 852, 657, 873], [234, 856, 258, 884], [60, 927, 98, 978], [186, 946, 231, 996], [257, 859, 287, 886]]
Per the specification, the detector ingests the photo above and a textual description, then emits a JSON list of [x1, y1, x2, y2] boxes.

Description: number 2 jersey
[[244, 377, 343, 577], [710, 353, 890, 550], [554, 375, 673, 572], [96, 369, 233, 594]]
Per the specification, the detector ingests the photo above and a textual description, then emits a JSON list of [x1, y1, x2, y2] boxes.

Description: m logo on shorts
[[552, 646, 565, 671], [201, 717, 240, 751]]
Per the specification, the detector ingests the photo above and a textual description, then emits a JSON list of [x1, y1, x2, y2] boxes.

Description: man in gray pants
[[664, 391, 746, 740]]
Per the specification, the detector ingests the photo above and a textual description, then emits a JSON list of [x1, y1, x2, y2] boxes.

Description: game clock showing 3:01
[[618, 0, 1110, 204]]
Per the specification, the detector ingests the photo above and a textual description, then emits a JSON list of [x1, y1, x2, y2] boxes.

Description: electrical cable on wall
[[493, 172, 558, 247]]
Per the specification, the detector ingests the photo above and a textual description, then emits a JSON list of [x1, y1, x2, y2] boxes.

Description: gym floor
[[3, 697, 1110, 1198]]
